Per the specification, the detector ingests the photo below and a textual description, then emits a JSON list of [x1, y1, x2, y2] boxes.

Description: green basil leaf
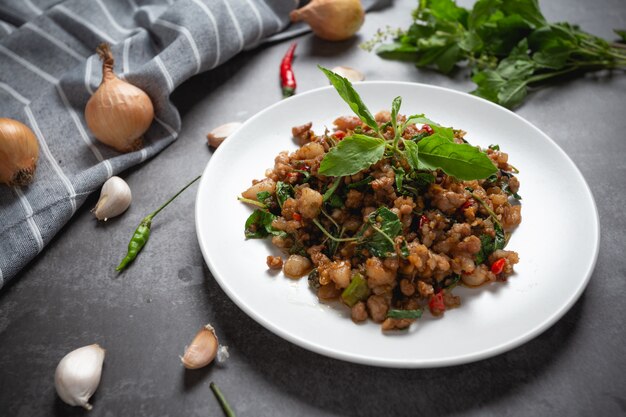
[[346, 175, 375, 189], [244, 209, 286, 239], [418, 135, 497, 180], [615, 29, 626, 43], [403, 139, 420, 170], [319, 134, 386, 177], [318, 66, 380, 134], [475, 234, 495, 264], [391, 96, 402, 139], [376, 42, 419, 62], [275, 182, 294, 208], [497, 79, 528, 109], [403, 114, 454, 141], [322, 177, 342, 202], [362, 207, 402, 258], [494, 222, 506, 250], [393, 166, 405, 192]]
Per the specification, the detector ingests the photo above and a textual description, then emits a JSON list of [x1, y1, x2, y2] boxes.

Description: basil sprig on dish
[[317, 66, 497, 181]]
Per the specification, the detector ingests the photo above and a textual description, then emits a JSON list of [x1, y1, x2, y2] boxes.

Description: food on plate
[[239, 68, 522, 330]]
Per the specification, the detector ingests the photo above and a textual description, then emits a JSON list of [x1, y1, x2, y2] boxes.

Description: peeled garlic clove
[[181, 324, 220, 369], [207, 122, 242, 148], [54, 344, 105, 410], [331, 66, 365, 82], [92, 176, 132, 221], [0, 118, 40, 187]]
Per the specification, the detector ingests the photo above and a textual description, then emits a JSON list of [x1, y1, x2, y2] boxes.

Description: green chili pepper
[[116, 175, 201, 272], [210, 382, 236, 417], [341, 272, 370, 307]]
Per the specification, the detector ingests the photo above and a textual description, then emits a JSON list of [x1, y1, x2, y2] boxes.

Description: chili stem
[[210, 383, 236, 417], [150, 175, 201, 218], [237, 196, 267, 209]]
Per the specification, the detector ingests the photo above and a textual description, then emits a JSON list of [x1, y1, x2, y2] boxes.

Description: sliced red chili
[[292, 213, 302, 221], [422, 124, 434, 134], [428, 292, 445, 314], [491, 258, 506, 275], [419, 215, 428, 228], [462, 198, 474, 209], [333, 130, 346, 140]]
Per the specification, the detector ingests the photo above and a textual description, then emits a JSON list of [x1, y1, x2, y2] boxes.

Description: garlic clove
[[54, 344, 105, 410], [331, 66, 365, 82], [207, 122, 242, 149], [0, 118, 40, 187], [92, 176, 132, 221], [181, 324, 221, 369]]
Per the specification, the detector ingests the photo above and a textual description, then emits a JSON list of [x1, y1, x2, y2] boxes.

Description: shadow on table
[[201, 263, 586, 416]]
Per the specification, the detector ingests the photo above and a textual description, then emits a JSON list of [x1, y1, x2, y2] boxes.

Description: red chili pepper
[[280, 43, 297, 98], [491, 258, 506, 275], [422, 124, 434, 134], [419, 215, 428, 228], [462, 198, 474, 209], [292, 213, 302, 221], [333, 130, 346, 140], [428, 292, 445, 314]]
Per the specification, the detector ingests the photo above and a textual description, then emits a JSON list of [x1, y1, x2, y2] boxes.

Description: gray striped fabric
[[0, 0, 385, 288]]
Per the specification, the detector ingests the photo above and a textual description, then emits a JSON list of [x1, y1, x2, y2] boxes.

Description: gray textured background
[[1, 0, 626, 416]]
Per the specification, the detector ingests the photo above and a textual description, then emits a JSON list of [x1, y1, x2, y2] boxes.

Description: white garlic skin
[[54, 344, 106, 410], [93, 176, 132, 221], [331, 66, 365, 82]]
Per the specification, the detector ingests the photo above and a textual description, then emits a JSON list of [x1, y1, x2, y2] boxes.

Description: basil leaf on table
[[418, 135, 497, 180], [318, 66, 380, 135], [318, 134, 386, 177]]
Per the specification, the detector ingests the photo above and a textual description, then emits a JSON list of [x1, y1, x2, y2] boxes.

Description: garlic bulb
[[0, 118, 39, 186], [92, 176, 132, 221], [207, 122, 242, 148], [181, 324, 224, 369], [85, 44, 154, 153], [54, 344, 105, 410], [331, 66, 365, 82], [290, 0, 365, 41]]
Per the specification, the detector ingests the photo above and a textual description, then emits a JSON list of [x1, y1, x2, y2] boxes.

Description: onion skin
[[290, 0, 365, 41], [0, 118, 39, 187], [85, 44, 154, 153]]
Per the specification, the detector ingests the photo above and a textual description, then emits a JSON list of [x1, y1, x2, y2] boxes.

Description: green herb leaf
[[362, 207, 402, 258], [323, 177, 342, 202], [346, 175, 375, 189], [319, 134, 386, 177], [403, 140, 420, 171], [615, 29, 626, 43], [319, 66, 380, 134], [391, 96, 402, 140], [417, 135, 497, 180], [494, 222, 506, 250], [475, 233, 495, 264], [387, 309, 423, 319], [275, 181, 294, 208], [393, 166, 405, 192], [244, 209, 286, 239]]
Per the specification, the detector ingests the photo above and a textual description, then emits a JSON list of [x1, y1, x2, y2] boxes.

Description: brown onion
[[0, 118, 39, 186], [85, 44, 154, 153], [290, 0, 365, 41]]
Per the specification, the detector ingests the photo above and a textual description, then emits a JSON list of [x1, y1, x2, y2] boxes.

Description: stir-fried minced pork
[[241, 114, 522, 330]]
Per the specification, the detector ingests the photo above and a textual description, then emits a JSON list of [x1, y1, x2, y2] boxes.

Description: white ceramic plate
[[195, 82, 599, 368]]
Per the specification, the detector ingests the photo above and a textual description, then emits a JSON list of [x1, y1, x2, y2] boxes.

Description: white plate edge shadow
[[195, 81, 600, 368]]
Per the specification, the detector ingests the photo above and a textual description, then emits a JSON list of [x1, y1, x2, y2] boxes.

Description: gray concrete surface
[[1, 1, 626, 416]]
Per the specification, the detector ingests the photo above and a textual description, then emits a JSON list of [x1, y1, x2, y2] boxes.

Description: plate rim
[[195, 81, 600, 368]]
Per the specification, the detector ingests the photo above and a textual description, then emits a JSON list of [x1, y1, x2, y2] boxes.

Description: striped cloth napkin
[[0, 0, 385, 288]]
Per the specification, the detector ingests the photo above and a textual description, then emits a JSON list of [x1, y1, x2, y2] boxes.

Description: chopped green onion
[[387, 309, 423, 319]]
